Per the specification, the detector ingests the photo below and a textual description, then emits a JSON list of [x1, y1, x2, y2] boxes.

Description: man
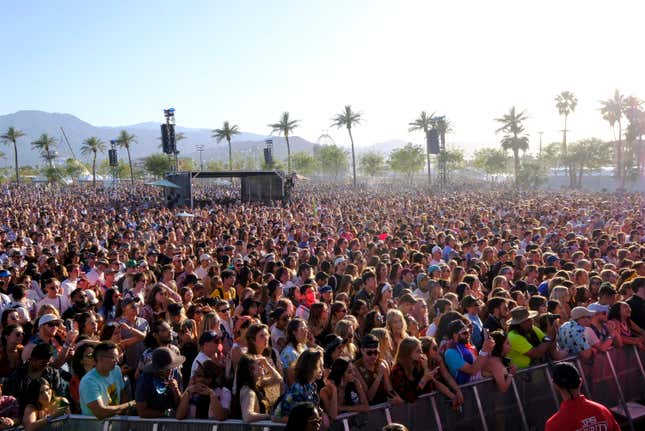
[[79, 341, 135, 419], [558, 307, 596, 360], [22, 313, 76, 367], [211, 270, 236, 303], [545, 362, 619, 431], [462, 295, 484, 351], [443, 319, 494, 385], [136, 347, 184, 418], [595, 282, 617, 307], [412, 273, 430, 302], [585, 303, 616, 352], [191, 330, 222, 376], [483, 297, 508, 333], [61, 264, 81, 298], [626, 276, 645, 330], [61, 288, 91, 320], [4, 344, 64, 410], [353, 270, 377, 309], [215, 299, 234, 354], [295, 284, 316, 320], [86, 259, 108, 288], [394, 269, 415, 298], [507, 306, 557, 369], [136, 320, 182, 382], [428, 246, 444, 266], [353, 334, 401, 405]]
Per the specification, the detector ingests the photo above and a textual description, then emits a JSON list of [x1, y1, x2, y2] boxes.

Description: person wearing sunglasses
[[442, 319, 494, 385], [353, 334, 402, 405]]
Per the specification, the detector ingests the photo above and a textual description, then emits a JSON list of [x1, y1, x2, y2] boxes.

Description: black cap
[[552, 362, 581, 389], [199, 330, 221, 345], [324, 334, 343, 355], [447, 319, 468, 336], [360, 334, 379, 349], [167, 302, 183, 316]]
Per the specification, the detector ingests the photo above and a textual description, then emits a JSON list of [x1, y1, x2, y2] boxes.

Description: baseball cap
[[38, 314, 62, 328], [199, 253, 212, 262], [198, 330, 221, 345], [461, 295, 483, 309], [125, 259, 138, 268], [318, 285, 333, 294], [570, 306, 595, 320], [334, 256, 346, 267], [587, 303, 609, 314], [0, 270, 10, 278], [427, 264, 441, 274]]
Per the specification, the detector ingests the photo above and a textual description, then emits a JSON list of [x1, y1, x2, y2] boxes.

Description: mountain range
[[0, 110, 409, 167]]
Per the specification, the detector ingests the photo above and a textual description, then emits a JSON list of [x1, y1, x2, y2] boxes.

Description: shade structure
[[146, 179, 182, 189]]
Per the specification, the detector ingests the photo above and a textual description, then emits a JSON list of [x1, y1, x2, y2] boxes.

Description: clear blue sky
[[3, 0, 645, 153]]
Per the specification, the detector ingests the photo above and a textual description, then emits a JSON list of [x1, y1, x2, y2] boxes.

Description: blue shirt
[[558, 320, 590, 354], [79, 367, 125, 416], [444, 343, 476, 385], [467, 313, 484, 351]]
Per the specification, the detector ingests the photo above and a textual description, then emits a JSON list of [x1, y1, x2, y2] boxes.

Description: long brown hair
[[394, 337, 422, 378]]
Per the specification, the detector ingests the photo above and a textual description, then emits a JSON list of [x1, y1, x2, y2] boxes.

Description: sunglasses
[[45, 322, 60, 328], [218, 308, 230, 313], [364, 349, 379, 357]]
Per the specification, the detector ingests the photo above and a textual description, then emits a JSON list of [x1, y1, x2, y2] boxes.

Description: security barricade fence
[[18, 345, 645, 431]]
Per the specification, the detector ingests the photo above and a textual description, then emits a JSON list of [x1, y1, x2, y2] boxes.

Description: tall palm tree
[[80, 137, 106, 187], [0, 127, 26, 184], [555, 91, 578, 188], [495, 107, 529, 185], [115, 130, 136, 185], [600, 90, 626, 182], [268, 112, 300, 173], [331, 105, 363, 187], [212, 122, 240, 171], [31, 134, 57, 169], [408, 111, 435, 187]]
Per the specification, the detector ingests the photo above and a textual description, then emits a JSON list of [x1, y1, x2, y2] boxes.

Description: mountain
[[0, 110, 316, 166]]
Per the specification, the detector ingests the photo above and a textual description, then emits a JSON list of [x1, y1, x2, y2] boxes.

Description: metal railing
[[34, 345, 645, 431]]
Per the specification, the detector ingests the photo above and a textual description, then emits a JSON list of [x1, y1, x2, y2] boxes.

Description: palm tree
[[495, 107, 529, 185], [555, 91, 578, 188], [31, 134, 57, 169], [408, 111, 435, 187], [115, 130, 136, 185], [331, 105, 363, 187], [268, 112, 300, 173], [212, 122, 240, 171], [0, 127, 26, 184], [80, 137, 106, 187], [600, 90, 626, 182]]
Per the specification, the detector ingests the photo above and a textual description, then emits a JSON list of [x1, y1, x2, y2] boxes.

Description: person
[[481, 331, 517, 392], [22, 314, 76, 368], [232, 354, 271, 423], [284, 402, 322, 431], [0, 324, 24, 378], [506, 306, 557, 368], [383, 424, 409, 431], [280, 318, 308, 381], [483, 297, 508, 333], [319, 358, 369, 419], [585, 303, 616, 352], [190, 330, 222, 377], [273, 348, 324, 422], [461, 295, 484, 350], [135, 346, 184, 418], [442, 320, 493, 385], [69, 342, 97, 412], [558, 307, 596, 360], [176, 359, 230, 420], [353, 334, 402, 405], [626, 276, 645, 330], [21, 378, 69, 431], [390, 337, 439, 403], [79, 341, 135, 419], [0, 383, 19, 430], [545, 361, 620, 431]]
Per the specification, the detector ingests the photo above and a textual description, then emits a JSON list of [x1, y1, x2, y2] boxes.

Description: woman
[[75, 311, 99, 341], [0, 325, 24, 378], [140, 283, 169, 324], [370, 327, 395, 367], [386, 309, 408, 352], [176, 360, 230, 420], [334, 319, 357, 360], [233, 354, 271, 422], [69, 342, 96, 412], [390, 337, 439, 403], [22, 378, 69, 431], [549, 286, 571, 321], [245, 324, 283, 407], [179, 287, 194, 310], [607, 301, 645, 349], [284, 402, 322, 431], [0, 310, 21, 330], [362, 310, 384, 337], [229, 316, 253, 380], [100, 288, 121, 321], [449, 266, 466, 293], [198, 312, 221, 338], [178, 319, 199, 389], [280, 318, 308, 382], [319, 358, 369, 420], [419, 337, 464, 409], [273, 348, 324, 422], [308, 302, 329, 345], [375, 283, 394, 315], [481, 331, 517, 392]]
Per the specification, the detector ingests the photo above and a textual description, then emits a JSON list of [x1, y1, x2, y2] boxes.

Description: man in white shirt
[[195, 254, 211, 281], [61, 264, 81, 298]]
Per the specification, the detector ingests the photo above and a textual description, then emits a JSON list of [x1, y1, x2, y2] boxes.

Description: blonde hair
[[386, 309, 408, 336], [199, 312, 220, 337], [549, 286, 570, 303], [370, 327, 394, 366], [334, 319, 357, 359]]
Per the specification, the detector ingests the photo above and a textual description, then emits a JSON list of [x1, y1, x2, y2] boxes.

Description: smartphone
[[64, 319, 73, 332], [483, 328, 490, 340]]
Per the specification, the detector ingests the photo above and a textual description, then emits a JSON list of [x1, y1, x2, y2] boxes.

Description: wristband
[[478, 350, 489, 357]]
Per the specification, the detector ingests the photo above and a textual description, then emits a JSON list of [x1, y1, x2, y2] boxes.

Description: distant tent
[[146, 179, 181, 189]]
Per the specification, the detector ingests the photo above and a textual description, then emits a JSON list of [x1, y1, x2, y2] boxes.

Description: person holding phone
[[353, 334, 403, 405], [390, 337, 440, 403]]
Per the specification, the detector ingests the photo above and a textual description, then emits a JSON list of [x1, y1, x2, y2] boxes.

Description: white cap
[[334, 256, 346, 267], [38, 314, 62, 328], [431, 246, 442, 254], [199, 253, 212, 262]]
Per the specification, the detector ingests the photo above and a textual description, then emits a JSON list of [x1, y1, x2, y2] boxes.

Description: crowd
[[0, 182, 640, 431]]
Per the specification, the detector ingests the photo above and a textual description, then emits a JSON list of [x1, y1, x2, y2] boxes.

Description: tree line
[[1, 90, 643, 187]]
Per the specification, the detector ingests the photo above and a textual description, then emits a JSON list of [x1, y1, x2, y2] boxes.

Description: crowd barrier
[[32, 345, 645, 431]]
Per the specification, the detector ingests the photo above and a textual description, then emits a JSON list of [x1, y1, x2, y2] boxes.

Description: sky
[[2, 0, 645, 156]]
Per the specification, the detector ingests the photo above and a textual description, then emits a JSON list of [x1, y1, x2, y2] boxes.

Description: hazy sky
[[3, 0, 644, 155]]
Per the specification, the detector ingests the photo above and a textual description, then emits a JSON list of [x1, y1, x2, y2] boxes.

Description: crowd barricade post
[[513, 362, 561, 430]]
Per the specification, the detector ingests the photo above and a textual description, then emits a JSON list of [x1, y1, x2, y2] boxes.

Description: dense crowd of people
[[0, 182, 640, 431]]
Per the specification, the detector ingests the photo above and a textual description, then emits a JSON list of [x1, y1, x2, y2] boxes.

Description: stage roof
[[177, 170, 285, 179]]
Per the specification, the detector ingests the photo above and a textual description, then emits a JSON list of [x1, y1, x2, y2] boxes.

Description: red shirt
[[545, 395, 620, 431]]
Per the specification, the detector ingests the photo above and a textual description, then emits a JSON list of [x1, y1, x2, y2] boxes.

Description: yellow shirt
[[508, 326, 545, 369]]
